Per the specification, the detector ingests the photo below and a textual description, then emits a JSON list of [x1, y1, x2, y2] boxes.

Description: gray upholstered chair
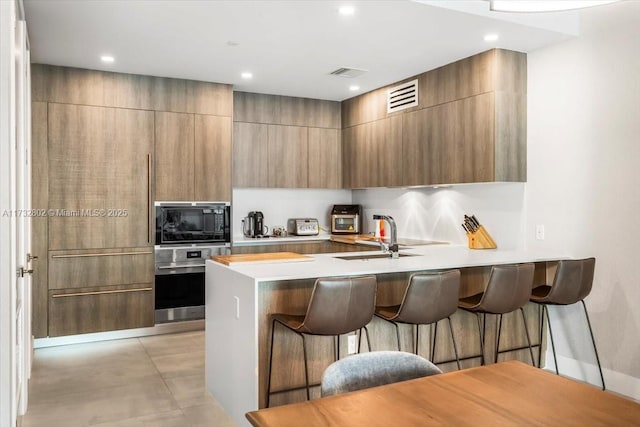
[[530, 257, 604, 389], [458, 263, 535, 365], [266, 275, 377, 406], [321, 351, 442, 397], [375, 270, 461, 369]]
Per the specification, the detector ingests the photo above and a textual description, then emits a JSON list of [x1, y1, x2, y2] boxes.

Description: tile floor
[[20, 331, 237, 427]]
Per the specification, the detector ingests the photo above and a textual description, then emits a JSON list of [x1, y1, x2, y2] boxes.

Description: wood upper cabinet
[[155, 112, 232, 201], [233, 122, 269, 188], [47, 103, 154, 250], [308, 128, 341, 189], [267, 125, 308, 188], [342, 116, 403, 188], [155, 112, 195, 201], [195, 115, 232, 201]]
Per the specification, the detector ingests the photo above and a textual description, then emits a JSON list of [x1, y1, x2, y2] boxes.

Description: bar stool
[[374, 270, 461, 369], [266, 275, 377, 407], [530, 257, 605, 390], [458, 263, 535, 365]]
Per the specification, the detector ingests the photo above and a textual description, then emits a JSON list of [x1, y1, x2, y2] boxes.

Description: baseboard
[[543, 352, 640, 402], [33, 320, 204, 349]]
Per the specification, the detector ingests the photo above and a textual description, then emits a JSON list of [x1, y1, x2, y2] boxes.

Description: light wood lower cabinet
[[47, 247, 154, 336], [48, 284, 154, 336]]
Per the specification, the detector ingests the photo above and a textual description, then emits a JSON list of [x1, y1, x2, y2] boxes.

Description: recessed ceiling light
[[349, 85, 360, 91], [100, 55, 114, 63], [484, 34, 499, 42], [241, 72, 253, 79], [339, 5, 355, 15]]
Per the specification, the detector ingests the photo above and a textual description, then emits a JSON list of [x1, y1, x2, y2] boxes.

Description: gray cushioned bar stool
[[458, 263, 536, 365], [321, 351, 442, 397], [266, 275, 377, 407], [530, 257, 605, 390], [374, 270, 461, 369]]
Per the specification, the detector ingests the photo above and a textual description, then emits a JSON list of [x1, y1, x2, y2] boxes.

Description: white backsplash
[[352, 183, 526, 249], [233, 183, 526, 249]]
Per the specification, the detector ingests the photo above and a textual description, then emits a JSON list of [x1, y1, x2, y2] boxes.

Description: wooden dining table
[[246, 360, 640, 426]]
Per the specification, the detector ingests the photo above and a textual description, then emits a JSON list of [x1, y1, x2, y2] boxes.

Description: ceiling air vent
[[387, 79, 418, 113], [329, 67, 368, 78]]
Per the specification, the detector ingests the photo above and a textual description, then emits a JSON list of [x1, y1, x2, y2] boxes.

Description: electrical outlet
[[536, 225, 545, 240], [347, 334, 357, 354]]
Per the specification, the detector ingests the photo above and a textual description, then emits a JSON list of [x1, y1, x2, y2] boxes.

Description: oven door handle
[[157, 264, 206, 270]]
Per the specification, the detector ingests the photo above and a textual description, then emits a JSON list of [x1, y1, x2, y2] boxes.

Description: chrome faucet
[[373, 214, 399, 258]]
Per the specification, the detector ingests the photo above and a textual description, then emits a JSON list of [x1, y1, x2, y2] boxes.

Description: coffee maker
[[242, 211, 268, 237]]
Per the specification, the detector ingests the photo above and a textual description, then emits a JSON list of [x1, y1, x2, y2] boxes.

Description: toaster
[[287, 218, 320, 236]]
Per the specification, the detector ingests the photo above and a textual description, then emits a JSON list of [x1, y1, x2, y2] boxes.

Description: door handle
[[27, 253, 38, 262], [17, 266, 33, 278]]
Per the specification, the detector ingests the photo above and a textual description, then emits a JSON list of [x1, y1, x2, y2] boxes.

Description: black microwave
[[155, 202, 231, 246]]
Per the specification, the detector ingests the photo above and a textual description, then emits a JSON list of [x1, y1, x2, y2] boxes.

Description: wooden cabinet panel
[[268, 125, 308, 188], [403, 103, 457, 186], [48, 248, 153, 290], [32, 64, 232, 116], [495, 92, 526, 182], [155, 112, 195, 201], [31, 101, 49, 338], [454, 93, 495, 183], [343, 117, 402, 188], [195, 115, 232, 200], [47, 103, 154, 250], [308, 128, 341, 189], [48, 284, 154, 336], [233, 122, 269, 187]]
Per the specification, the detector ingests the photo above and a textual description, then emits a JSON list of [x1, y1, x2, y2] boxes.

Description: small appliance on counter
[[330, 204, 362, 235], [242, 211, 269, 238], [287, 218, 320, 236]]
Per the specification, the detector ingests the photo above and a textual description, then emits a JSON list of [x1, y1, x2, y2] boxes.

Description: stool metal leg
[[447, 316, 461, 370], [415, 324, 419, 355], [430, 322, 437, 361], [266, 318, 277, 408], [300, 333, 310, 400], [581, 300, 606, 390], [543, 305, 559, 374], [363, 326, 372, 352], [495, 313, 504, 364], [394, 322, 401, 351], [519, 307, 535, 366], [476, 313, 485, 365], [537, 303, 545, 368]]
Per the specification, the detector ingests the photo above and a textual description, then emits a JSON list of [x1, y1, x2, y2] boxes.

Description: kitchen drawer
[[48, 247, 153, 290], [48, 283, 154, 336]]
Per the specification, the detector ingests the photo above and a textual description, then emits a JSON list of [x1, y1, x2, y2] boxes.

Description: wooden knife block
[[467, 226, 497, 249]]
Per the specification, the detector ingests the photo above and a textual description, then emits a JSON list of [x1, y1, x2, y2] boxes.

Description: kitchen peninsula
[[205, 244, 568, 426]]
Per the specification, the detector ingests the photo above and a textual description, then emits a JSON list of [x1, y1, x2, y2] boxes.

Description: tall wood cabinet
[[233, 92, 342, 189], [31, 64, 233, 337], [342, 48, 526, 188]]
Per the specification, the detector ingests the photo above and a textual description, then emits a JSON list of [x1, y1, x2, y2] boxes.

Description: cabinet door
[[371, 116, 403, 187], [453, 93, 495, 183], [308, 128, 341, 189], [342, 123, 372, 188], [233, 122, 269, 187], [195, 115, 232, 200], [403, 103, 456, 186], [155, 111, 195, 201], [48, 104, 153, 250], [267, 125, 308, 188]]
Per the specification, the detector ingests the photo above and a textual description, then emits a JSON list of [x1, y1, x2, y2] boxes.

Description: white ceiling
[[23, 0, 585, 101]]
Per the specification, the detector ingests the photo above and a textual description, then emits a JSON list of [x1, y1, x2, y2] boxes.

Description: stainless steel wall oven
[[154, 202, 231, 323]]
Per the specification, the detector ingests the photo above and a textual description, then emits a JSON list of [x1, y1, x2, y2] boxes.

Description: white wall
[[232, 188, 351, 238], [352, 183, 526, 248], [525, 0, 640, 394]]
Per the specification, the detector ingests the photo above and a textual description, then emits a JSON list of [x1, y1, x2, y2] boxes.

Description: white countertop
[[207, 244, 568, 281]]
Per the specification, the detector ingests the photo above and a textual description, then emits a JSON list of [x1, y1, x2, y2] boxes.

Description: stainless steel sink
[[334, 253, 418, 261]]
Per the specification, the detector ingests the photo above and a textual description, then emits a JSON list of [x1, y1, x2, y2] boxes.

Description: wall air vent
[[329, 67, 368, 78], [387, 79, 418, 113]]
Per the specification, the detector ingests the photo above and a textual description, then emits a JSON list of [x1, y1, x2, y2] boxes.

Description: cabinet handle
[[147, 153, 152, 244], [51, 287, 153, 298], [51, 251, 153, 259]]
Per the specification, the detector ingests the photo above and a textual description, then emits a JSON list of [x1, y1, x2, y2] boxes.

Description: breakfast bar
[[205, 244, 567, 426]]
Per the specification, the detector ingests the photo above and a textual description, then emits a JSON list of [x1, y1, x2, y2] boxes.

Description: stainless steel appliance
[[287, 218, 320, 236], [331, 204, 362, 234], [154, 244, 230, 323], [242, 211, 268, 238], [155, 201, 230, 246], [154, 201, 231, 323]]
